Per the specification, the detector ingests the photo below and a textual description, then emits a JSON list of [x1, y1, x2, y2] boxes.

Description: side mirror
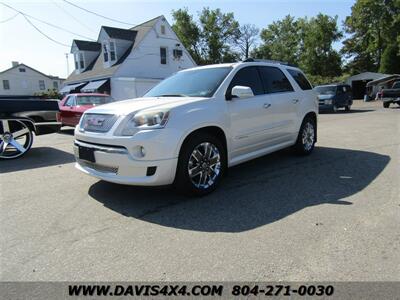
[[231, 86, 254, 99]]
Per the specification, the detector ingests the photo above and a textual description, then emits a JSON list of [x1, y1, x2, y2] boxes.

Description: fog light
[[140, 146, 146, 157], [132, 145, 146, 158]]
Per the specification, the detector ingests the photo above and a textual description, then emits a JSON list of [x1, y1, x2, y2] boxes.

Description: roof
[[102, 26, 137, 40], [0, 63, 65, 80], [73, 40, 101, 51], [64, 16, 164, 84]]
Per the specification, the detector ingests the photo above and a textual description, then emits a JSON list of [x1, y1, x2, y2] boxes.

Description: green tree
[[342, 0, 400, 74], [298, 14, 342, 77], [255, 15, 300, 64], [172, 8, 202, 64], [199, 8, 240, 63], [171, 7, 240, 64]]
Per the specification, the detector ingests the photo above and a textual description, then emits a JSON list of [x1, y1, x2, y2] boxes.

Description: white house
[[0, 62, 65, 97], [61, 15, 196, 100]]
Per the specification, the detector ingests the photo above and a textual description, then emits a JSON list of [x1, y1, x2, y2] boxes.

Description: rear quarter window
[[287, 69, 313, 90]]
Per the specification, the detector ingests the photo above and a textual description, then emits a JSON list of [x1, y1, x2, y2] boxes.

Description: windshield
[[77, 95, 112, 105], [315, 86, 337, 95], [144, 67, 232, 98]]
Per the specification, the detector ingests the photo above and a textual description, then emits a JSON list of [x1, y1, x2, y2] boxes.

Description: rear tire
[[293, 117, 316, 155], [345, 105, 351, 111], [0, 119, 34, 159], [174, 133, 226, 196], [383, 102, 390, 108]]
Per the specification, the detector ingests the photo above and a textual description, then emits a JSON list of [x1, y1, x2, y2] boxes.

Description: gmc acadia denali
[[74, 60, 318, 195]]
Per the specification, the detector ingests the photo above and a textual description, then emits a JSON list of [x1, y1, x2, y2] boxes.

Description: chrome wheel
[[188, 142, 221, 189], [0, 119, 33, 159], [302, 122, 315, 151]]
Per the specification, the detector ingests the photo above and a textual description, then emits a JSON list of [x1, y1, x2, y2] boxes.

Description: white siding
[[0, 65, 64, 96], [115, 18, 196, 80], [110, 77, 161, 100]]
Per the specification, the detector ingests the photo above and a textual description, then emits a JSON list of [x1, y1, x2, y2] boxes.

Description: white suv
[[74, 60, 318, 195]]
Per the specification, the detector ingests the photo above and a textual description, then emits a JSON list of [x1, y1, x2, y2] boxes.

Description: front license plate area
[[78, 146, 96, 163]]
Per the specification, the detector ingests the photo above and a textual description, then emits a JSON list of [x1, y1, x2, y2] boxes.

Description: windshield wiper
[[157, 94, 188, 97]]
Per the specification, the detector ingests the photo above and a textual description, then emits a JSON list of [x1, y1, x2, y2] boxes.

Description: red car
[[57, 93, 113, 126]]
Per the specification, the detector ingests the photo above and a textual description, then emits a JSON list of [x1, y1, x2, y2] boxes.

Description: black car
[[315, 84, 353, 112], [381, 81, 400, 108]]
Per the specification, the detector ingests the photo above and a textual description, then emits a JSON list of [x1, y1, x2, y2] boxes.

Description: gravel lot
[[1, 100, 399, 281]]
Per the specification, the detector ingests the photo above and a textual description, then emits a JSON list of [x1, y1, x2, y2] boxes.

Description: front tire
[[383, 102, 390, 108], [174, 133, 226, 196], [332, 105, 339, 113], [345, 105, 351, 111], [293, 117, 316, 155]]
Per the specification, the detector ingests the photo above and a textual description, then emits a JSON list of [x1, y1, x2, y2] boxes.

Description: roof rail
[[243, 58, 296, 67]]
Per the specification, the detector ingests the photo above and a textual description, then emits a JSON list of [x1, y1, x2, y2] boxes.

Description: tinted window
[[145, 67, 232, 98], [259, 67, 293, 93], [228, 66, 264, 96], [64, 96, 75, 107], [77, 96, 112, 105], [287, 69, 312, 90]]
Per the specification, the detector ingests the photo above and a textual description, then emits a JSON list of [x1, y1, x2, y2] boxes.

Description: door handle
[[292, 99, 299, 104], [263, 103, 271, 109]]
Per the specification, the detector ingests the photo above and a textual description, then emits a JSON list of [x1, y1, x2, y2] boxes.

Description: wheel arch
[[177, 125, 228, 159]]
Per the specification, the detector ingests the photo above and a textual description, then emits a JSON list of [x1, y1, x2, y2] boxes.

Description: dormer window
[[74, 52, 85, 72], [103, 43, 109, 62], [102, 41, 117, 65]]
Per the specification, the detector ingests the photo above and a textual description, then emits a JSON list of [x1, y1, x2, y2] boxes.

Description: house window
[[103, 43, 109, 62], [161, 25, 166, 35], [110, 41, 116, 61], [3, 80, 10, 90], [39, 80, 45, 90], [74, 53, 79, 69], [160, 47, 167, 65], [53, 81, 59, 89], [19, 67, 26, 72], [173, 49, 183, 59], [79, 53, 84, 69]]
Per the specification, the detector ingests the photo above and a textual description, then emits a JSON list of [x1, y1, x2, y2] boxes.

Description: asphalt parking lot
[[1, 100, 399, 281]]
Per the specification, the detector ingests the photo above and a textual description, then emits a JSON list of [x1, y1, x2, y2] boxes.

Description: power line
[[61, 0, 135, 26], [51, 0, 96, 33], [21, 14, 69, 47], [0, 12, 19, 23], [0, 2, 95, 40]]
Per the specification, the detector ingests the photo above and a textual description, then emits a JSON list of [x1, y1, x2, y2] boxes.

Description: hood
[[84, 97, 208, 116], [317, 94, 334, 100]]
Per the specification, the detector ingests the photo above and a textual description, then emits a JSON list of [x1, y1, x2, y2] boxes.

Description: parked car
[[0, 99, 61, 159], [315, 84, 353, 112], [57, 93, 113, 126], [381, 81, 400, 108], [73, 60, 318, 195]]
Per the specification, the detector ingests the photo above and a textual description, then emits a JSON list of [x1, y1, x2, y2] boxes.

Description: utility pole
[[65, 53, 70, 77]]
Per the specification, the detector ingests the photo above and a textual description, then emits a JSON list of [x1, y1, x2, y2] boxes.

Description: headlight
[[324, 99, 333, 105], [118, 109, 170, 136]]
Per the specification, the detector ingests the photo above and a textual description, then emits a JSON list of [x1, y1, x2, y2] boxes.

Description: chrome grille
[[78, 160, 118, 174], [80, 113, 118, 133]]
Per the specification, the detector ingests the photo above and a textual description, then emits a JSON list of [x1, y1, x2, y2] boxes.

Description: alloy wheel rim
[[302, 122, 315, 151], [0, 120, 32, 159], [188, 142, 221, 189]]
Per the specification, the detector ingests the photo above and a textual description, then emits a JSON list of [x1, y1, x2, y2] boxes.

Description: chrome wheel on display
[[188, 142, 221, 189], [302, 122, 315, 152], [0, 119, 33, 159]]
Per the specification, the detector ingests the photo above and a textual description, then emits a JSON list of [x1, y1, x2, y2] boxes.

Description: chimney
[[12, 61, 19, 67]]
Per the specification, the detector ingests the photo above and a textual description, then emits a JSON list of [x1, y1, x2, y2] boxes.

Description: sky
[[0, 0, 355, 78]]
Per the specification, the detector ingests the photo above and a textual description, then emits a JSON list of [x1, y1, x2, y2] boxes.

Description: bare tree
[[237, 24, 260, 59]]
